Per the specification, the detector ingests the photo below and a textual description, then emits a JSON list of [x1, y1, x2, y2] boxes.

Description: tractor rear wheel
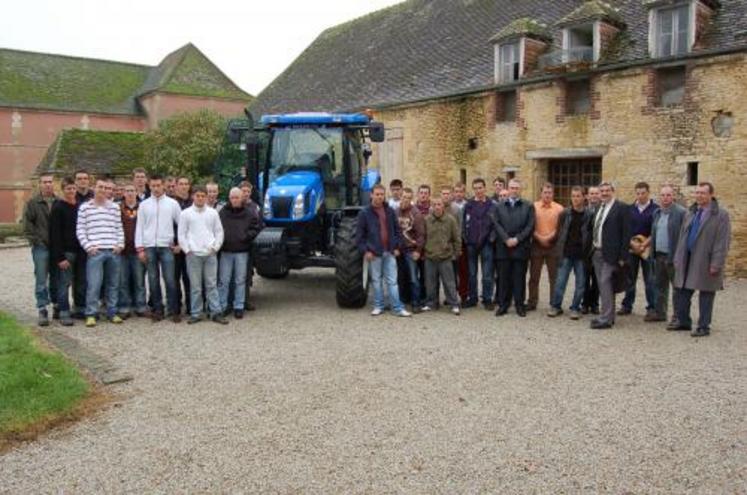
[[335, 216, 368, 308]]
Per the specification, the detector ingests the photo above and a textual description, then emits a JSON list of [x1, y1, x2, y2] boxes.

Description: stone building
[[0, 43, 252, 222], [252, 0, 747, 275]]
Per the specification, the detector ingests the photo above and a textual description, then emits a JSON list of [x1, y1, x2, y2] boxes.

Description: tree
[[144, 109, 227, 182]]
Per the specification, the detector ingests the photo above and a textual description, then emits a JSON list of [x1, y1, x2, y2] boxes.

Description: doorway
[[548, 158, 601, 206]]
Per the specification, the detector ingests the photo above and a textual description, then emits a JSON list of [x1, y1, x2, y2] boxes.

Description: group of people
[[24, 168, 262, 328], [358, 177, 731, 337]]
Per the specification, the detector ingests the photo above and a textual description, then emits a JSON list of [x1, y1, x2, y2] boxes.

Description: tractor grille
[[271, 196, 293, 218]]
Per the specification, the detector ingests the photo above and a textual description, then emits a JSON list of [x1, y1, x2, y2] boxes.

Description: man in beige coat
[[671, 182, 731, 337]]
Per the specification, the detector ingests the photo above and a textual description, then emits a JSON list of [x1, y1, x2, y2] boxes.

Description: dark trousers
[[73, 248, 88, 314], [654, 254, 677, 321], [621, 254, 657, 312], [582, 259, 599, 311], [175, 252, 191, 314], [675, 288, 715, 330], [497, 258, 528, 310], [528, 244, 559, 308], [456, 250, 469, 301], [467, 243, 494, 304]]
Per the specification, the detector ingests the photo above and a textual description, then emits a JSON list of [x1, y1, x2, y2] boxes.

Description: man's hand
[[709, 266, 720, 277], [138, 251, 148, 264], [113, 246, 123, 255], [58, 260, 70, 270], [364, 251, 375, 262], [87, 246, 99, 256], [171, 245, 181, 254], [506, 237, 518, 248], [393, 249, 401, 257], [412, 251, 420, 261]]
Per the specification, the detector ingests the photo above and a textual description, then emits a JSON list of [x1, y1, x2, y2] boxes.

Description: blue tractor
[[215, 111, 386, 307]]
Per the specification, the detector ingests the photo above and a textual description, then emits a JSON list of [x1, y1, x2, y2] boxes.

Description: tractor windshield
[[268, 127, 343, 184]]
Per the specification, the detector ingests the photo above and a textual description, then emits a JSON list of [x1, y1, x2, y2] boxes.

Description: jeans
[[403, 252, 422, 307], [675, 288, 715, 330], [185, 253, 221, 318], [551, 257, 586, 311], [369, 252, 404, 313], [467, 243, 494, 304], [622, 255, 657, 312], [425, 259, 459, 308], [31, 245, 59, 309], [85, 249, 121, 317], [119, 253, 147, 313], [146, 247, 178, 316], [219, 252, 249, 311], [56, 251, 77, 314]]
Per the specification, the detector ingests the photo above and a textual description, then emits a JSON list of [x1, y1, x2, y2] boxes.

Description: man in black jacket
[[492, 179, 535, 317], [49, 176, 80, 326], [590, 182, 631, 329], [218, 187, 262, 319]]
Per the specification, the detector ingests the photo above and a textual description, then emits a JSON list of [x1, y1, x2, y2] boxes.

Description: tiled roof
[[0, 43, 252, 115], [37, 129, 145, 176], [489, 18, 552, 43], [555, 0, 625, 28], [251, 0, 747, 115]]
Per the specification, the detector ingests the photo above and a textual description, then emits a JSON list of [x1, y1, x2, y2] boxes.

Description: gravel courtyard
[[1, 246, 745, 493]]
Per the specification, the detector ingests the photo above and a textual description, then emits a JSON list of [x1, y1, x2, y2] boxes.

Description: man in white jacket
[[178, 184, 227, 324]]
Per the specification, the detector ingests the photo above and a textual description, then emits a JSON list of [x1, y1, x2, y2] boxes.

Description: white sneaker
[[395, 309, 412, 317], [420, 306, 432, 312], [371, 308, 384, 316], [452, 306, 461, 315]]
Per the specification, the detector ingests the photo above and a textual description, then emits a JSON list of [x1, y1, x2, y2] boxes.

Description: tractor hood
[[264, 170, 323, 222]]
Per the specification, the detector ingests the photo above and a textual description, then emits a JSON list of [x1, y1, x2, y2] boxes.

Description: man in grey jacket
[[671, 182, 731, 337], [650, 185, 686, 324]]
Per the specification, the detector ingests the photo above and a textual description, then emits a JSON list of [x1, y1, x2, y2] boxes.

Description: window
[[566, 24, 595, 62], [656, 4, 691, 57], [499, 42, 520, 82], [460, 168, 467, 185], [657, 66, 686, 106], [566, 79, 591, 115], [496, 90, 517, 123], [548, 159, 602, 207], [687, 161, 699, 186]]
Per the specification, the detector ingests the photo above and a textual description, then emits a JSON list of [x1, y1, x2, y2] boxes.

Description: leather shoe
[[666, 322, 691, 331], [590, 319, 613, 329], [691, 327, 710, 337], [494, 307, 508, 317], [516, 306, 527, 317]]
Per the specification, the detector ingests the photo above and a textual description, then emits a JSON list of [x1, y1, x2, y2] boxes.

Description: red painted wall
[[139, 93, 247, 129]]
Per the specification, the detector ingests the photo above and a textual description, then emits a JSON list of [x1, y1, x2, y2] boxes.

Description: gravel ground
[[0, 247, 746, 494]]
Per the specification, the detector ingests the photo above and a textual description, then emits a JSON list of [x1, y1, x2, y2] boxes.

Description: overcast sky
[[2, 0, 403, 96]]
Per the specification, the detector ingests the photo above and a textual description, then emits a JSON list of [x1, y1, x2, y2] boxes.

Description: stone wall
[[372, 53, 747, 275]]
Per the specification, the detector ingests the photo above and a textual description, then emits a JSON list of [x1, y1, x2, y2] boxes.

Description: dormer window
[[654, 4, 691, 57], [564, 24, 595, 63], [498, 41, 521, 82]]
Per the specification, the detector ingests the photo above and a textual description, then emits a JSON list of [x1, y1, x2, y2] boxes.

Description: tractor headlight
[[292, 193, 305, 219], [263, 193, 272, 219]]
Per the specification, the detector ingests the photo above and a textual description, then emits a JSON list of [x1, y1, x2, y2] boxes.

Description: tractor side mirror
[[368, 122, 385, 143]]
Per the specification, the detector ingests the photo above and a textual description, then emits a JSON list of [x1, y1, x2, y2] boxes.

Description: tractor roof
[[260, 112, 371, 126]]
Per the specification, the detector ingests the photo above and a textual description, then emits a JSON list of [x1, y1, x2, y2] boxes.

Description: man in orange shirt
[[527, 182, 564, 310]]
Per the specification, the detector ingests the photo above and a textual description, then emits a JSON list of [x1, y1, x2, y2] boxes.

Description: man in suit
[[671, 182, 731, 337], [492, 178, 535, 317], [590, 181, 630, 329]]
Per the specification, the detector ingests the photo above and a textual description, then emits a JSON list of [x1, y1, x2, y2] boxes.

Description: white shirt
[[388, 198, 401, 210], [593, 199, 615, 249], [178, 205, 224, 256], [135, 194, 182, 249]]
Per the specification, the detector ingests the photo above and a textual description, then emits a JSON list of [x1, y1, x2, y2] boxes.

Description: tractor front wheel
[[335, 216, 368, 308]]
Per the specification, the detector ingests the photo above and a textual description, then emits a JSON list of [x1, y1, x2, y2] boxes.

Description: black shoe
[[581, 306, 590, 315], [483, 302, 495, 311], [212, 315, 229, 325], [411, 306, 422, 314], [246, 302, 256, 312], [516, 306, 527, 317], [171, 314, 182, 323], [222, 308, 232, 318], [666, 322, 691, 331], [590, 319, 613, 329], [616, 307, 632, 316], [52, 306, 60, 320], [525, 304, 537, 312], [234, 310, 244, 320], [72, 312, 86, 320], [591, 307, 600, 315], [118, 312, 131, 320], [151, 312, 164, 322], [37, 309, 49, 327], [691, 327, 710, 337], [462, 300, 477, 308], [187, 316, 202, 325], [495, 307, 508, 317]]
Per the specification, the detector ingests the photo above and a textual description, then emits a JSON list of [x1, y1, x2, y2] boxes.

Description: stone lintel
[[525, 146, 609, 160]]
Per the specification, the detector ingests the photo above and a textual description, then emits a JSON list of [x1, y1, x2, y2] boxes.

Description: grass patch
[[0, 223, 23, 243], [0, 312, 89, 436]]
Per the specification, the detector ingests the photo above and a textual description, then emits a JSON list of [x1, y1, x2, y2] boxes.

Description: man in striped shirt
[[76, 179, 125, 327]]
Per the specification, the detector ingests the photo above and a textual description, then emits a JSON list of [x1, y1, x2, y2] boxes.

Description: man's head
[[389, 179, 403, 200], [239, 180, 252, 204], [206, 182, 219, 205], [659, 184, 675, 208], [149, 174, 164, 197], [587, 186, 601, 206], [192, 185, 207, 207], [472, 178, 486, 200], [132, 168, 147, 190], [94, 179, 110, 202], [123, 183, 137, 205], [507, 179, 522, 199], [493, 177, 505, 195], [176, 177, 191, 199], [228, 187, 244, 208], [634, 181, 650, 205], [74, 169, 90, 193], [695, 182, 714, 208], [113, 182, 125, 201], [453, 182, 466, 202], [540, 182, 554, 204], [370, 184, 386, 207], [102, 177, 115, 200], [570, 186, 585, 209], [61, 176, 76, 202], [417, 184, 431, 204], [400, 187, 414, 210], [599, 181, 615, 203], [498, 189, 510, 201], [39, 174, 54, 196], [165, 176, 176, 196], [440, 186, 453, 205], [431, 197, 445, 217]]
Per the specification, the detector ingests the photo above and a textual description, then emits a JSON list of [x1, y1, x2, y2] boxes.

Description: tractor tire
[[257, 269, 289, 279], [335, 216, 368, 308]]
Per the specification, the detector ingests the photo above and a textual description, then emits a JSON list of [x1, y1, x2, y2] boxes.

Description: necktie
[[687, 209, 703, 252], [593, 202, 607, 244]]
